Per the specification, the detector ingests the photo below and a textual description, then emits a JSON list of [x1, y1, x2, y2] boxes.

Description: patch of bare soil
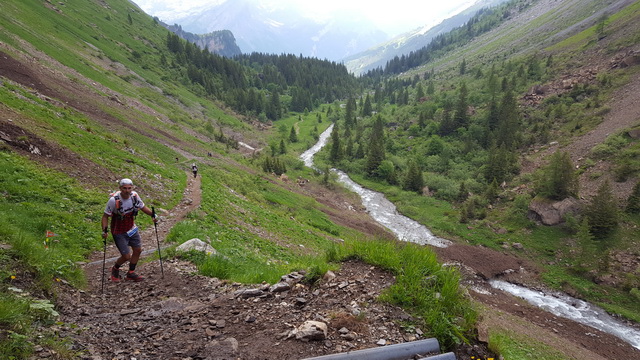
[[0, 114, 116, 187], [0, 48, 205, 159]]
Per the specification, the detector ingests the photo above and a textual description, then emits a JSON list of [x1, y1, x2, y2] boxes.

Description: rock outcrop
[[528, 197, 582, 225]]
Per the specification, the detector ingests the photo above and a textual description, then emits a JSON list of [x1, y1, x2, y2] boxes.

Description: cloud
[[133, 0, 474, 36]]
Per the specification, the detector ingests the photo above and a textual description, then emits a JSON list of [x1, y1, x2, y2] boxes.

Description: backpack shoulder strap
[[111, 191, 122, 214]]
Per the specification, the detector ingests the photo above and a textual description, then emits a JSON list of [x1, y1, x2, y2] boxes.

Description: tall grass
[[0, 152, 106, 287], [0, 290, 34, 359], [0, 151, 105, 356], [328, 238, 477, 349]]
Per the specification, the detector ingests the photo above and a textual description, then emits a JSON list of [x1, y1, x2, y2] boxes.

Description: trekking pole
[[101, 236, 107, 294], [152, 207, 164, 278]]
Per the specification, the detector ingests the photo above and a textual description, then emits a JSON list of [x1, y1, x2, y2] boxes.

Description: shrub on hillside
[[535, 151, 578, 200], [585, 180, 619, 236]]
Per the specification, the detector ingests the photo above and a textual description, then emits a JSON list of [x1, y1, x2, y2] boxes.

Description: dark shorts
[[113, 232, 142, 255]]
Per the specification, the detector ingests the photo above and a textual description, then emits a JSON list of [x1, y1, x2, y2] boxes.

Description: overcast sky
[[134, 0, 476, 36]]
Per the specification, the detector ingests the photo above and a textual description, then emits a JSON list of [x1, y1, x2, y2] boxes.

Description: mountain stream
[[300, 124, 640, 350]]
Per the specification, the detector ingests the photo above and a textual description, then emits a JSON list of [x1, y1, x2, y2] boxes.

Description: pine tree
[[585, 181, 619, 236], [438, 107, 456, 137], [427, 80, 435, 95], [355, 143, 365, 159], [266, 90, 282, 121], [365, 116, 385, 176], [403, 160, 424, 193], [279, 139, 287, 154], [494, 91, 520, 150], [484, 144, 512, 184], [626, 181, 640, 213], [457, 182, 469, 203], [453, 83, 469, 129], [577, 217, 594, 243], [485, 178, 499, 203], [538, 151, 578, 200], [262, 157, 272, 173], [415, 84, 425, 103], [345, 137, 354, 158], [418, 112, 426, 129], [345, 97, 356, 128], [486, 64, 498, 97], [459, 202, 470, 224], [322, 166, 330, 186], [329, 125, 342, 164], [374, 86, 382, 105], [596, 14, 609, 40], [273, 158, 286, 175], [289, 126, 298, 143], [362, 94, 372, 117]]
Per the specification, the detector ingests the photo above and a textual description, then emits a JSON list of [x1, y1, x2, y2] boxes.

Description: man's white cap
[[119, 178, 133, 186]]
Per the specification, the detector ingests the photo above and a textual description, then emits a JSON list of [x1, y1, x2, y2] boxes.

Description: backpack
[[110, 190, 140, 217]]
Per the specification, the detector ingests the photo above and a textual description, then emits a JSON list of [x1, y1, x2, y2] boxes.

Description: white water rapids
[[301, 124, 640, 350], [301, 124, 449, 248]]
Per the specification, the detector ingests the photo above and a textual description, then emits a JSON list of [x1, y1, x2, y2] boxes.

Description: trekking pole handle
[[152, 206, 156, 218]]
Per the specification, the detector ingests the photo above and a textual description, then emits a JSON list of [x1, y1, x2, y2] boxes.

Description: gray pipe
[[301, 338, 455, 360]]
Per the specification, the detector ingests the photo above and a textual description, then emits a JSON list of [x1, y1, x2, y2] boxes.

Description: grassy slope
[[422, 0, 640, 320]]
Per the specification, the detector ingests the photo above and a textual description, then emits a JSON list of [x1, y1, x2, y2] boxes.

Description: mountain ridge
[[161, 22, 242, 58], [343, 0, 510, 74]]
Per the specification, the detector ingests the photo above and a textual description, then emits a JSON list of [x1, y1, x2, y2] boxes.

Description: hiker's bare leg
[[130, 246, 142, 265], [115, 252, 132, 267]]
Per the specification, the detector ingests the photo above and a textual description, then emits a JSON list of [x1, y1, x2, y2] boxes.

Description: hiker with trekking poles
[[191, 163, 198, 178], [101, 178, 157, 283]]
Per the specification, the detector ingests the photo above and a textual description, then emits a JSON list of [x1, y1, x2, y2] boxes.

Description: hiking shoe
[[125, 271, 144, 282], [110, 267, 121, 282]]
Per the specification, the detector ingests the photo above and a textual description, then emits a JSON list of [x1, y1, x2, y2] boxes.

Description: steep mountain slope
[[162, 23, 242, 58], [343, 0, 509, 74], [408, 0, 640, 199], [424, 0, 637, 73]]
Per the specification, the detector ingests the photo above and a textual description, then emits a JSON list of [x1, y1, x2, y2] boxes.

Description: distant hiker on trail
[[191, 163, 198, 178], [101, 178, 157, 282]]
